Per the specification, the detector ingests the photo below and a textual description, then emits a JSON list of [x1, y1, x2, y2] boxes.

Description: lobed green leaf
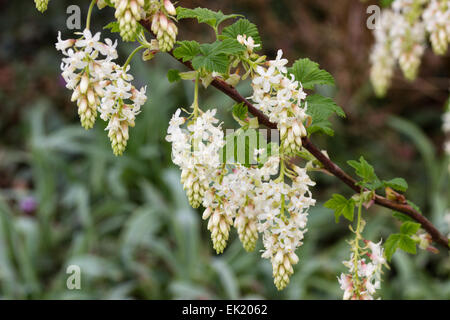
[[347, 156, 381, 189], [383, 177, 408, 192], [400, 221, 421, 235], [177, 7, 242, 29], [324, 194, 355, 223], [289, 58, 335, 90], [221, 19, 262, 49], [305, 94, 345, 136], [173, 41, 201, 62]]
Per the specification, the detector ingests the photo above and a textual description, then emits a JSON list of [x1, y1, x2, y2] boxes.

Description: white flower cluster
[[250, 50, 309, 156], [257, 166, 316, 290], [338, 240, 386, 300], [203, 155, 280, 254], [35, 0, 49, 13], [237, 34, 260, 53], [56, 29, 147, 155], [370, 0, 450, 96], [390, 11, 426, 81], [166, 105, 316, 289], [101, 65, 147, 156], [423, 0, 450, 55], [204, 155, 315, 290], [370, 11, 397, 97], [166, 109, 225, 209]]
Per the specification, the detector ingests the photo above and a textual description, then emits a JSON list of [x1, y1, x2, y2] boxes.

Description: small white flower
[[269, 49, 288, 73]]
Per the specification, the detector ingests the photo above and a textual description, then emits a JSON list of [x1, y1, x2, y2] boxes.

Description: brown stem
[[139, 21, 449, 250]]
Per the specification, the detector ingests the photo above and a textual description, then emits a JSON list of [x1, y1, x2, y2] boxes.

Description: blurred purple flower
[[58, 75, 66, 88], [20, 196, 37, 214]]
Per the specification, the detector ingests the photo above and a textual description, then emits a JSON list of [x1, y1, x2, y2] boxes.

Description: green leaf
[[167, 69, 181, 83], [177, 7, 241, 29], [102, 0, 114, 7], [347, 156, 380, 189], [380, 0, 395, 8], [392, 211, 414, 223], [400, 221, 421, 235], [305, 94, 345, 136], [173, 41, 201, 62], [383, 178, 408, 192], [397, 234, 417, 254], [384, 233, 417, 261], [289, 58, 335, 90], [221, 19, 261, 49], [104, 21, 120, 33], [324, 194, 355, 223], [384, 234, 401, 261], [190, 40, 244, 73], [213, 39, 246, 55], [232, 103, 248, 122], [192, 53, 228, 73]]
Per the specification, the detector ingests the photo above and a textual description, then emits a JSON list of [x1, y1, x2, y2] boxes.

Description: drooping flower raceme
[[389, 10, 426, 81], [166, 109, 225, 209], [369, 0, 449, 96], [370, 10, 396, 97], [56, 29, 147, 155], [100, 65, 147, 156], [56, 29, 118, 130], [165, 102, 316, 290], [339, 239, 387, 300], [256, 165, 316, 290], [250, 50, 309, 156], [423, 0, 450, 55], [203, 155, 280, 254]]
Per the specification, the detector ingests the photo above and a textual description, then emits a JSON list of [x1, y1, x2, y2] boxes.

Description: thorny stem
[[86, 0, 97, 31], [139, 20, 450, 250]]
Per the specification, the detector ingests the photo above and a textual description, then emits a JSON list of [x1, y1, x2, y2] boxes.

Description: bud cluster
[[35, 0, 50, 13], [112, 0, 147, 41], [250, 50, 309, 156], [150, 0, 178, 52], [202, 190, 234, 254], [234, 204, 259, 252]]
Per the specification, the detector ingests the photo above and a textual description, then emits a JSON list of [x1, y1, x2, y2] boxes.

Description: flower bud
[[164, 0, 177, 16]]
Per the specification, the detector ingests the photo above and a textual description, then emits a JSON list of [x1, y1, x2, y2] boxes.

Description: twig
[[140, 20, 449, 250]]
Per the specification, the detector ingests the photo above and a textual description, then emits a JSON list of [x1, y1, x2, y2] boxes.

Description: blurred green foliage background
[[0, 0, 449, 299]]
